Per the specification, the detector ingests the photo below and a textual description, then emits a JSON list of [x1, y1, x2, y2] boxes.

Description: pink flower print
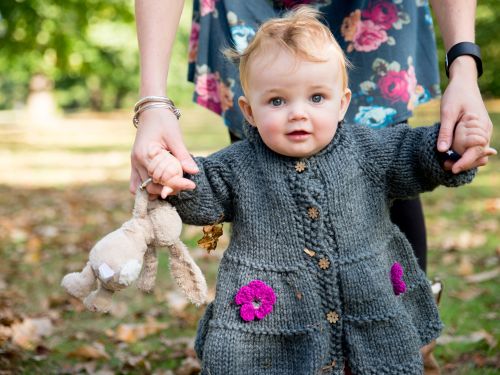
[[188, 22, 200, 63], [234, 280, 276, 322], [195, 72, 222, 114], [362, 1, 399, 30], [200, 0, 217, 17], [281, 0, 316, 8], [406, 65, 418, 110], [390, 262, 406, 296], [341, 10, 361, 42], [219, 80, 234, 113], [352, 20, 388, 52], [378, 70, 410, 104]]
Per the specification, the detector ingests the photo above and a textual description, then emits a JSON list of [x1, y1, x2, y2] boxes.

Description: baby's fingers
[[163, 175, 196, 196], [452, 145, 490, 174], [160, 186, 173, 199], [484, 147, 498, 157], [155, 162, 183, 186]]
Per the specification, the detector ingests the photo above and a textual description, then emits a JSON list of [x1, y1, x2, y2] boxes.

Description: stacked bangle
[[132, 95, 181, 128]]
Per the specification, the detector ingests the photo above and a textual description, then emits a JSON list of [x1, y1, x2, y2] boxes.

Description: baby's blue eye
[[311, 94, 323, 103], [270, 98, 284, 107]]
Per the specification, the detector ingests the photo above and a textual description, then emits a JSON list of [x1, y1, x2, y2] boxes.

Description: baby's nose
[[288, 103, 307, 122]]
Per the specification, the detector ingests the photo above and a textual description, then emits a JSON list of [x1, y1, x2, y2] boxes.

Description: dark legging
[[228, 129, 428, 273], [390, 197, 427, 272]]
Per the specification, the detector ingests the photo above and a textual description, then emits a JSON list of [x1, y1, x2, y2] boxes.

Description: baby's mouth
[[287, 130, 310, 136]]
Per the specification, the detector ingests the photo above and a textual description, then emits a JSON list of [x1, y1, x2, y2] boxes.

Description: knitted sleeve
[[168, 148, 234, 226], [352, 122, 477, 199]]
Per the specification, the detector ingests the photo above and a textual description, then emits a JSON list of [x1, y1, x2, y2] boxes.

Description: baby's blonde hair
[[226, 6, 349, 96]]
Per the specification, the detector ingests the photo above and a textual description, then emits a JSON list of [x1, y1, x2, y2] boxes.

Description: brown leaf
[[437, 330, 497, 349], [450, 287, 483, 301], [441, 231, 487, 252], [197, 223, 223, 254], [114, 318, 168, 343], [11, 317, 53, 350], [165, 291, 189, 313], [465, 267, 500, 283], [24, 236, 42, 264], [0, 325, 12, 345], [175, 357, 201, 375], [67, 342, 110, 360], [485, 198, 500, 213], [457, 256, 474, 277]]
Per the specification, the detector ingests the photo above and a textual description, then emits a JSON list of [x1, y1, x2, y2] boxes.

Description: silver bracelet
[[133, 96, 181, 128]]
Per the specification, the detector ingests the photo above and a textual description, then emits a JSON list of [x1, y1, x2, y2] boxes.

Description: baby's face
[[239, 45, 351, 158]]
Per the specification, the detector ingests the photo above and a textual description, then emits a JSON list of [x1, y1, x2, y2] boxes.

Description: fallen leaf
[[67, 342, 110, 360], [165, 291, 189, 313], [175, 357, 201, 375], [441, 253, 456, 266], [153, 370, 175, 375], [450, 287, 483, 302], [24, 236, 42, 264], [11, 317, 53, 350], [197, 223, 223, 254], [437, 330, 497, 349], [441, 231, 487, 251], [485, 198, 500, 213], [114, 318, 168, 343], [457, 256, 474, 277], [465, 267, 500, 283], [0, 325, 12, 345]]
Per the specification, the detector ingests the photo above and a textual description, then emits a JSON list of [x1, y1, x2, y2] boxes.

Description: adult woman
[[130, 1, 493, 373], [131, 0, 492, 273]]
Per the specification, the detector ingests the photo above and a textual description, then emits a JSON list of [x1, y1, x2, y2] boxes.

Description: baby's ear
[[339, 88, 352, 121], [238, 96, 256, 126]]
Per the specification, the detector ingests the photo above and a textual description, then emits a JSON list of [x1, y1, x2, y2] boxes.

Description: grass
[[0, 100, 498, 374]]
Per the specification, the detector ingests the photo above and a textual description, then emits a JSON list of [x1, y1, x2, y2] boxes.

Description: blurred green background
[[0, 0, 499, 111]]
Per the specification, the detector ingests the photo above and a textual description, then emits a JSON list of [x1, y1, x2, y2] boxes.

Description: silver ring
[[139, 177, 153, 190]]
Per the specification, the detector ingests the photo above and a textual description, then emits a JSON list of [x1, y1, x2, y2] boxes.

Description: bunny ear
[[169, 239, 208, 306], [133, 187, 149, 218]]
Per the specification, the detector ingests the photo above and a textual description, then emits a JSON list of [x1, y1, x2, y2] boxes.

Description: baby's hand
[[147, 145, 195, 198], [450, 113, 497, 174]]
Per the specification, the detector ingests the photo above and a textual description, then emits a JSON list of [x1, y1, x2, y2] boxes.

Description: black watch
[[445, 42, 483, 78]]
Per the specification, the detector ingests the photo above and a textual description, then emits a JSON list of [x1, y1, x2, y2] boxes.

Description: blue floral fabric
[[187, 0, 440, 138]]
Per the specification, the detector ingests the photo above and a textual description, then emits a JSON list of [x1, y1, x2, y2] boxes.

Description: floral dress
[[188, 0, 440, 138]]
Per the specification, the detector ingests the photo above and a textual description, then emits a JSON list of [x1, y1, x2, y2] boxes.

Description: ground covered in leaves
[[0, 104, 499, 374]]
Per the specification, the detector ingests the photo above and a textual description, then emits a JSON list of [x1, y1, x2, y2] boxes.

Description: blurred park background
[[0, 0, 499, 374]]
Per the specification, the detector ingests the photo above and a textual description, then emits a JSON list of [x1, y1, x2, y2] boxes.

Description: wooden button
[[307, 207, 319, 219], [326, 311, 339, 324], [318, 258, 330, 270], [295, 161, 306, 173]]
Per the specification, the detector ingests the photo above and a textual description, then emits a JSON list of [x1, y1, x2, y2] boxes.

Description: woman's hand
[[438, 57, 494, 173], [130, 108, 198, 197]]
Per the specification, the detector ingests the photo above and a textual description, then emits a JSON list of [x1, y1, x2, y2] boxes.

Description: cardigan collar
[[243, 121, 347, 161]]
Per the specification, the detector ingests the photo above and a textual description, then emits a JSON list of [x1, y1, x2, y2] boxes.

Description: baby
[[146, 7, 492, 375]]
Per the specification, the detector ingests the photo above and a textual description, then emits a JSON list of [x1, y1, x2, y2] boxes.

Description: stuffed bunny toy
[[61, 188, 207, 312]]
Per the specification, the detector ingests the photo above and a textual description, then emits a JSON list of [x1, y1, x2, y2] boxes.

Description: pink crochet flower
[[234, 280, 276, 322], [390, 262, 406, 296]]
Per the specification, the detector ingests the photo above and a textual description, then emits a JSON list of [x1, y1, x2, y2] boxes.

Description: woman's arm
[[131, 0, 199, 197], [430, 0, 493, 173]]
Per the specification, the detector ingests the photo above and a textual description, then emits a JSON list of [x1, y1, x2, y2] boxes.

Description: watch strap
[[445, 42, 483, 78]]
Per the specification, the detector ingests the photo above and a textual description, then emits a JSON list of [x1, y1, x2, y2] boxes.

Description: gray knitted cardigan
[[170, 122, 475, 375]]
